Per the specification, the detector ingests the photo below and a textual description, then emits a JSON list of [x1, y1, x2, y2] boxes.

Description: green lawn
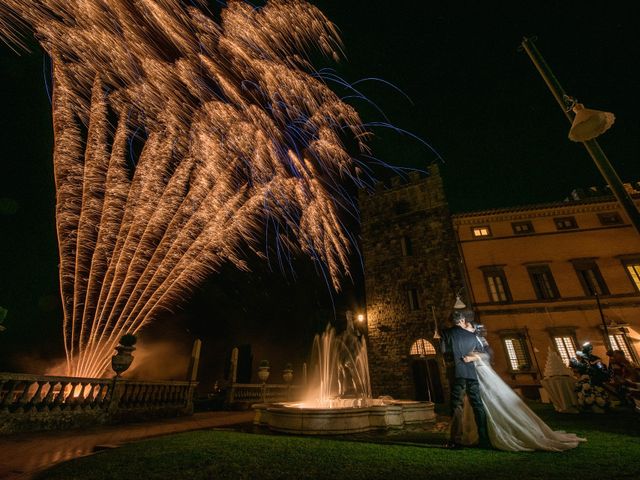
[[38, 405, 640, 480]]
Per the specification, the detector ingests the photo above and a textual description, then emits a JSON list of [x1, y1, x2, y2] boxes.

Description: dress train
[[462, 356, 586, 451]]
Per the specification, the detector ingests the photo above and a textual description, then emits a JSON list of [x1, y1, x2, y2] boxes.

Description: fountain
[[253, 317, 435, 434]]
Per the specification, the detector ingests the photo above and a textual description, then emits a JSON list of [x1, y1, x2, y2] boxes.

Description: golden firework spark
[[0, 0, 370, 378]]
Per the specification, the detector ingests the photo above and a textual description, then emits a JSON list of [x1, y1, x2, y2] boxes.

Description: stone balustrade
[[229, 383, 302, 404], [0, 373, 197, 435], [0, 373, 112, 416], [111, 380, 196, 423]]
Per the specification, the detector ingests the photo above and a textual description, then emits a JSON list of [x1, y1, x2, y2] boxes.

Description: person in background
[[606, 350, 640, 407], [570, 343, 610, 412]]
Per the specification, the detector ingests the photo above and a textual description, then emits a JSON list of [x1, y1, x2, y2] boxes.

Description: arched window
[[410, 338, 436, 357]]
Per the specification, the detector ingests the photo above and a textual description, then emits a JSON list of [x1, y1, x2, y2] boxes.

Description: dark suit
[[441, 326, 490, 447]]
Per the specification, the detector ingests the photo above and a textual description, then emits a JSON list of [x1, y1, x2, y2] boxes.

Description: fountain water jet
[[300, 321, 371, 408], [254, 318, 435, 434]]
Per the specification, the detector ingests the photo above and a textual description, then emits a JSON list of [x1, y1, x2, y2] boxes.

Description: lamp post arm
[[521, 37, 574, 122], [524, 326, 542, 378], [520, 37, 640, 235], [595, 293, 610, 349]]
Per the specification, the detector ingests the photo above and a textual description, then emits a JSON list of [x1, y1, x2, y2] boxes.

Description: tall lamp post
[[520, 37, 640, 235], [594, 292, 611, 350]]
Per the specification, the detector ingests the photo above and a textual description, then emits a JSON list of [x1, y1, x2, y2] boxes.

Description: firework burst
[[0, 0, 372, 377]]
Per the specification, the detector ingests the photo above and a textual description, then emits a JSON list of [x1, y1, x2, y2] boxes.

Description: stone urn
[[258, 360, 270, 383], [112, 334, 137, 377], [282, 363, 294, 384]]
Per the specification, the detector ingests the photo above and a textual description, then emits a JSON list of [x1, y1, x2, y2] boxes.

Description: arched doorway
[[410, 339, 444, 403]]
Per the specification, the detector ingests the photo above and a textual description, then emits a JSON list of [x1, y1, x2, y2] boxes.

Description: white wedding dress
[[462, 355, 586, 451]]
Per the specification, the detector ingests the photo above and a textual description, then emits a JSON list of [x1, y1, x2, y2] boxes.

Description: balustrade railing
[[229, 383, 301, 404], [0, 373, 112, 414], [0, 373, 197, 435], [117, 380, 193, 409]]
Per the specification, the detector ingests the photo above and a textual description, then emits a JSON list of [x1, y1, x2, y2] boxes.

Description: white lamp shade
[[568, 103, 615, 142]]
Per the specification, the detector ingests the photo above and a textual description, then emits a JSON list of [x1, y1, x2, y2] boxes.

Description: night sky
[[1, 1, 639, 378], [311, 0, 640, 210]]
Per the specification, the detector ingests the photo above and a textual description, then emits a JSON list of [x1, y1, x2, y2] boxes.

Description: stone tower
[[359, 164, 462, 401]]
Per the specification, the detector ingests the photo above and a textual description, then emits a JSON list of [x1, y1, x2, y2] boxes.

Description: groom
[[441, 310, 490, 449]]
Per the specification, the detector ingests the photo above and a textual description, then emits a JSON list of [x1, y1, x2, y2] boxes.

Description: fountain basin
[[253, 400, 435, 434]]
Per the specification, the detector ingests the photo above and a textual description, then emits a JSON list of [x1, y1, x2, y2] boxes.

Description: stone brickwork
[[359, 165, 462, 400]]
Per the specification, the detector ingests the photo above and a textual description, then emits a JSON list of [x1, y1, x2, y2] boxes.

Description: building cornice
[[452, 196, 640, 225]]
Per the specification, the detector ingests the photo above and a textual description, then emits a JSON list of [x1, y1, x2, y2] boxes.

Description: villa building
[[454, 187, 640, 393], [360, 167, 640, 401]]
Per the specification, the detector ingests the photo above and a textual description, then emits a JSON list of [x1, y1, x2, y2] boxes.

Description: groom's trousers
[[449, 377, 490, 447]]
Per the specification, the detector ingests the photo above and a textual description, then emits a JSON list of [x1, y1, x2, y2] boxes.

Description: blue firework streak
[[0, 0, 381, 377]]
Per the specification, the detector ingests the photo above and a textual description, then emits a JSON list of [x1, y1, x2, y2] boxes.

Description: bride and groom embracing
[[441, 310, 586, 451]]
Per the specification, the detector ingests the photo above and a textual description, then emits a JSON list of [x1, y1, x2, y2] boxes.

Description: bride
[[461, 326, 586, 451]]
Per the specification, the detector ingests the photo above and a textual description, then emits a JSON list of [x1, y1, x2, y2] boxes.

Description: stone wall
[[359, 165, 462, 400]]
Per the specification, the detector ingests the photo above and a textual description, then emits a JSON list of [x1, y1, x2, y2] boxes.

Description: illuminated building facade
[[454, 188, 640, 392], [361, 169, 640, 400]]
